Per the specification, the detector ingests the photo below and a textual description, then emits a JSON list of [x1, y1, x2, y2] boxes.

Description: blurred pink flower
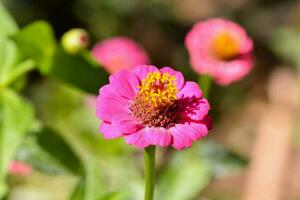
[[91, 37, 150, 74], [185, 18, 254, 85], [96, 65, 212, 150], [9, 161, 31, 176]]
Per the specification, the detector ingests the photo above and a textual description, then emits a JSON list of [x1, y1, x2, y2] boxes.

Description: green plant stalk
[[197, 75, 212, 99], [0, 59, 35, 89], [144, 146, 156, 200]]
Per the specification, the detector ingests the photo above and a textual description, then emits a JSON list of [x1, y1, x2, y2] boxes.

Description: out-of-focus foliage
[[0, 90, 34, 197], [270, 27, 300, 67], [11, 20, 109, 94]]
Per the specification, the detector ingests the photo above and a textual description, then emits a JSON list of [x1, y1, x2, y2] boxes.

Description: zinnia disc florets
[[212, 32, 239, 60], [130, 71, 179, 128]]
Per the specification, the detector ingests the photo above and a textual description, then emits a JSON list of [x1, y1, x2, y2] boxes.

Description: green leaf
[[200, 141, 247, 178], [0, 2, 20, 87], [0, 59, 34, 89], [0, 2, 17, 37], [17, 127, 81, 175], [11, 20, 56, 72], [36, 127, 81, 174], [12, 20, 109, 94], [70, 157, 106, 200], [48, 47, 109, 94], [30, 80, 130, 158], [0, 89, 34, 198], [270, 27, 300, 66], [158, 147, 212, 200], [98, 191, 128, 200], [30, 81, 139, 199], [0, 38, 20, 86]]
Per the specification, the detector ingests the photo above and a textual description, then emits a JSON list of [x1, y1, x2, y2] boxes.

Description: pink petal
[[100, 122, 123, 139], [169, 127, 192, 150], [178, 97, 210, 121], [112, 115, 143, 134], [202, 115, 213, 130], [124, 130, 149, 149], [169, 122, 209, 150], [143, 127, 172, 147], [109, 70, 140, 99], [124, 127, 172, 148], [177, 81, 203, 99], [160, 67, 185, 90], [96, 85, 131, 122], [133, 65, 159, 81], [213, 55, 254, 85]]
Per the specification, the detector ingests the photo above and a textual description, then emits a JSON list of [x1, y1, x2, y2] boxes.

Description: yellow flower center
[[138, 71, 178, 107], [130, 71, 179, 128], [212, 32, 239, 60]]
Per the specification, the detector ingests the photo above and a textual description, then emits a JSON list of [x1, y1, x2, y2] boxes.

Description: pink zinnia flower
[[96, 65, 211, 150], [92, 37, 150, 74], [9, 161, 31, 176], [185, 18, 254, 85]]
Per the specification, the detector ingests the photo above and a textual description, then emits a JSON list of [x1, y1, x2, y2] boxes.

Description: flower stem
[[198, 75, 212, 99], [144, 146, 156, 200], [0, 59, 35, 90]]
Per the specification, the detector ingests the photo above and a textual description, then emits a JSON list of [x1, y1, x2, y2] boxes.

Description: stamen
[[130, 71, 179, 128], [137, 71, 178, 107], [212, 32, 239, 60]]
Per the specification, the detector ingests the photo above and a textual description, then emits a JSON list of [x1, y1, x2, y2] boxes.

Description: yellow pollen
[[138, 71, 178, 107], [212, 32, 239, 60]]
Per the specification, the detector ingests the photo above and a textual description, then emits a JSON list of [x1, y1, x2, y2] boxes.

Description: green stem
[[197, 75, 212, 99], [0, 59, 35, 89], [144, 146, 156, 200]]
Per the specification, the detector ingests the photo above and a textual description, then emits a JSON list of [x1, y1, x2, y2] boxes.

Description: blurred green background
[[1, 0, 300, 200]]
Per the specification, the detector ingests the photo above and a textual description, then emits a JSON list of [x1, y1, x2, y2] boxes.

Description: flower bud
[[61, 28, 89, 54]]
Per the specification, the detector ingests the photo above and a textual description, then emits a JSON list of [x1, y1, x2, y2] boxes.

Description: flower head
[[9, 161, 31, 176], [92, 37, 149, 74], [96, 65, 211, 150], [185, 18, 254, 85]]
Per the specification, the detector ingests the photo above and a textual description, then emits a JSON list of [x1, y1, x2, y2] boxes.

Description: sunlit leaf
[[70, 157, 106, 200], [158, 147, 212, 200], [0, 38, 20, 86], [0, 2, 17, 37], [0, 89, 34, 198], [270, 27, 300, 66], [11, 20, 55, 72], [98, 191, 128, 200], [30, 80, 130, 158], [49, 47, 108, 94], [30, 80, 141, 199], [0, 2, 20, 87], [12, 20, 109, 94], [17, 127, 81, 175]]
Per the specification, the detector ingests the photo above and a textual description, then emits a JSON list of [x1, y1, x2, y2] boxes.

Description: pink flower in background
[[85, 95, 97, 109], [9, 161, 31, 176], [185, 18, 254, 85], [96, 65, 211, 150], [92, 37, 150, 74]]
